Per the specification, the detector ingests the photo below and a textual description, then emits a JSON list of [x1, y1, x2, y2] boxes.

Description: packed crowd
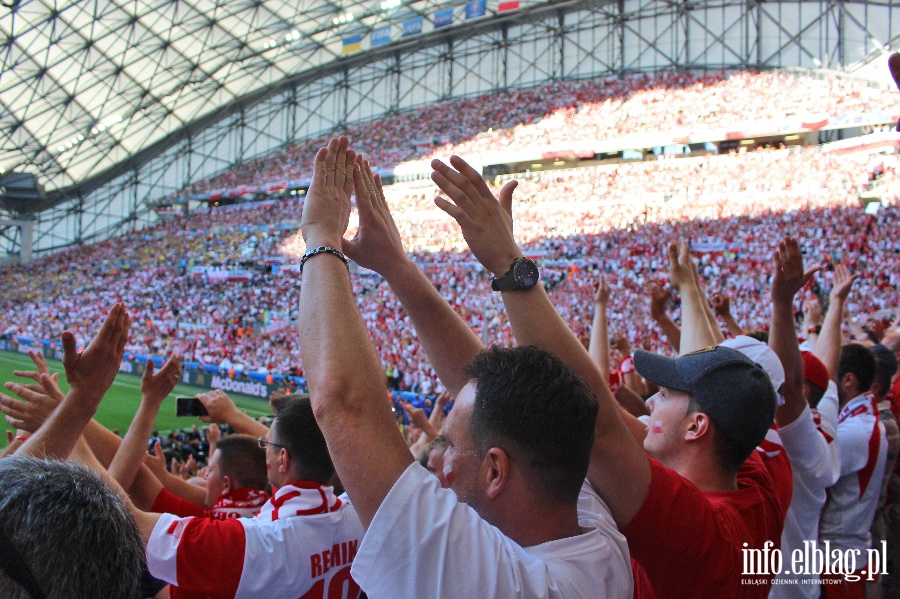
[[2, 103, 900, 599], [185, 70, 896, 195], [2, 144, 898, 393]]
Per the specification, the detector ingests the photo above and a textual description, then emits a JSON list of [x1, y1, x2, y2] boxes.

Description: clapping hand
[[142, 354, 182, 407], [771, 236, 821, 304], [430, 155, 521, 277], [342, 156, 409, 279], [301, 136, 355, 249], [61, 302, 130, 410]]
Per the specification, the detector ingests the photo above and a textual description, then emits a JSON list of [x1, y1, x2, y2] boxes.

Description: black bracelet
[[299, 246, 350, 274]]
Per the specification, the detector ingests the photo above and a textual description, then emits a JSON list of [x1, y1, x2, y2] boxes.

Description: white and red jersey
[[820, 393, 888, 554], [770, 382, 840, 599], [351, 463, 632, 598], [147, 481, 364, 599]]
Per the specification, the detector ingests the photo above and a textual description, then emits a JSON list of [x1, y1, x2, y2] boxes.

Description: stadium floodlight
[[381, 0, 401, 10], [333, 11, 354, 25]]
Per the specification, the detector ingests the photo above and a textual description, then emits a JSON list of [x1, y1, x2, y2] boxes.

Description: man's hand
[[613, 335, 632, 357], [431, 155, 521, 276], [205, 423, 221, 446], [771, 236, 820, 305], [667, 241, 694, 291], [803, 296, 824, 329], [711, 293, 731, 317], [400, 401, 429, 429], [196, 389, 240, 424], [594, 276, 611, 306], [645, 281, 668, 321], [12, 350, 65, 403], [145, 441, 167, 477], [61, 302, 130, 409], [829, 263, 857, 302], [13, 350, 63, 394], [300, 136, 355, 248], [0, 380, 60, 433], [141, 354, 182, 407], [342, 156, 411, 279], [890, 53, 900, 131], [435, 390, 451, 410]]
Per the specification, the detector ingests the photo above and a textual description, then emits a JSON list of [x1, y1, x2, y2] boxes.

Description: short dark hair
[[686, 396, 748, 473], [838, 343, 877, 393], [872, 358, 894, 400], [0, 458, 143, 598], [270, 392, 309, 416], [272, 395, 335, 484], [806, 381, 827, 407], [464, 345, 598, 504], [215, 434, 268, 490], [746, 330, 769, 344], [416, 435, 449, 469]]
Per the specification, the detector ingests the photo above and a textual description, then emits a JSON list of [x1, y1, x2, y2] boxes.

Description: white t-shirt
[[147, 482, 364, 599], [351, 462, 633, 598], [820, 393, 889, 554], [770, 382, 840, 598]]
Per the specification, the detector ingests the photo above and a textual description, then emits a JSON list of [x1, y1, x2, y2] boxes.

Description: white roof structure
[[0, 0, 507, 192]]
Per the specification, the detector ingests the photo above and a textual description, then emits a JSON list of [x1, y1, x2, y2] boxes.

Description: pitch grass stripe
[[0, 352, 271, 434]]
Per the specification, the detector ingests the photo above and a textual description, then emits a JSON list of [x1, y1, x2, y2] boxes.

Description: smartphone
[[176, 397, 209, 417]]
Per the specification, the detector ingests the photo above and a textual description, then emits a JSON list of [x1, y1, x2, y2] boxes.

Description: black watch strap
[[491, 271, 519, 291], [490, 257, 538, 291]]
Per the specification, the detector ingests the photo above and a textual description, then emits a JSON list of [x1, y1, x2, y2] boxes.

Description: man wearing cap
[[426, 154, 790, 598]]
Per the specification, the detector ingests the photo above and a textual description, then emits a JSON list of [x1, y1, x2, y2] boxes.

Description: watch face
[[513, 259, 539, 288]]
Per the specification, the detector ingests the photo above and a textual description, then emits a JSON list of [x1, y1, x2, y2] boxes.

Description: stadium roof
[[0, 0, 541, 195]]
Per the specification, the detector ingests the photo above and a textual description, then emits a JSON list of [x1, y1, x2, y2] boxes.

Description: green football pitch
[[0, 351, 273, 447]]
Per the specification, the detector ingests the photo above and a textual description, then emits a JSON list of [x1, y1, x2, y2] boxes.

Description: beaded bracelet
[[299, 246, 350, 274]]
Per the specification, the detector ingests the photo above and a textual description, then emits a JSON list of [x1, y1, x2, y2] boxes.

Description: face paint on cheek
[[443, 463, 456, 486], [651, 420, 664, 434]]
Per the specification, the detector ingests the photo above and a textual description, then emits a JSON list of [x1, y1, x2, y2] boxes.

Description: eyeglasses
[[258, 437, 285, 450]]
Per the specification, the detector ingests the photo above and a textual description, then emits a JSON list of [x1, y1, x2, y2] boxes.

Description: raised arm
[[692, 261, 726, 344], [815, 264, 857, 382], [645, 281, 681, 352], [298, 137, 412, 528], [197, 390, 268, 437], [137, 440, 206, 509], [430, 155, 650, 527], [673, 246, 718, 354], [588, 276, 612, 380], [403, 401, 440, 455], [428, 390, 451, 432], [17, 303, 130, 460], [769, 236, 821, 426], [341, 156, 483, 398], [802, 296, 824, 349], [712, 293, 745, 337], [108, 355, 181, 491]]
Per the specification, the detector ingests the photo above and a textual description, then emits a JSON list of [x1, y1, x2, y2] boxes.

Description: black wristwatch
[[491, 258, 540, 291]]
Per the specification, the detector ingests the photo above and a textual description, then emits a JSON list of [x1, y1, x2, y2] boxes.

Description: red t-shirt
[[624, 450, 792, 599]]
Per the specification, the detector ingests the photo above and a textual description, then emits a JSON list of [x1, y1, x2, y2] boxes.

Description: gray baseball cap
[[634, 345, 777, 456]]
